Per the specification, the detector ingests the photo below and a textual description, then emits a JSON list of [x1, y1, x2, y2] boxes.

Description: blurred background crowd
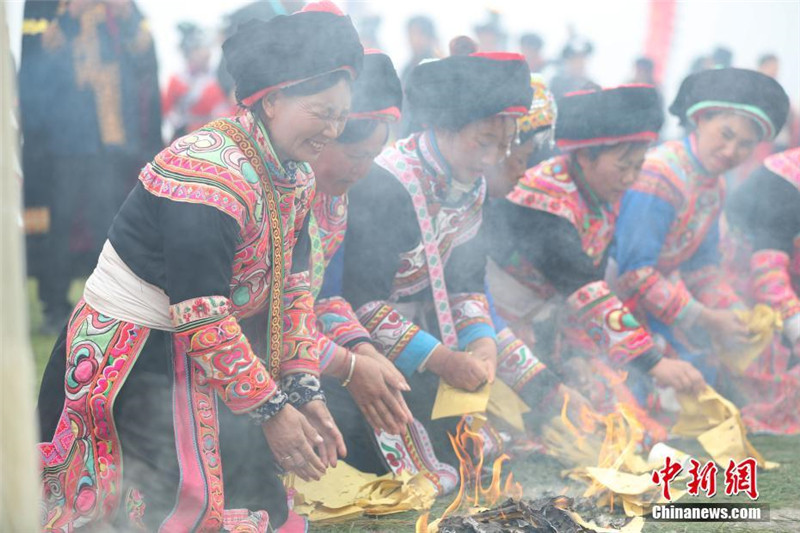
[[3, 0, 799, 334]]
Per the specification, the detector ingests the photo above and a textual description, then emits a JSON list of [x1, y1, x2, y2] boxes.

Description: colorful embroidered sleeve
[[682, 265, 741, 310], [287, 297, 363, 375], [282, 271, 325, 406], [487, 286, 548, 389], [171, 296, 285, 418], [727, 165, 800, 345], [450, 293, 496, 350], [751, 250, 800, 345], [566, 280, 662, 371], [313, 330, 341, 373], [156, 190, 288, 420], [615, 190, 701, 327], [315, 296, 373, 349], [495, 327, 548, 393], [311, 297, 376, 375], [357, 301, 441, 377]]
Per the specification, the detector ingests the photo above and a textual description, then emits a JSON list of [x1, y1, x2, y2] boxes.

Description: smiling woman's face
[[260, 78, 352, 164]]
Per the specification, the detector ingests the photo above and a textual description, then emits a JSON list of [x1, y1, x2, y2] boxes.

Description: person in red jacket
[[162, 22, 231, 141]]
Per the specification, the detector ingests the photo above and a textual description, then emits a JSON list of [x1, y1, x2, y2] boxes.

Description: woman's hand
[[346, 353, 413, 435], [649, 358, 706, 394], [467, 338, 498, 384], [261, 404, 326, 481], [299, 400, 347, 469], [352, 343, 411, 392], [426, 346, 490, 392], [698, 308, 750, 344]]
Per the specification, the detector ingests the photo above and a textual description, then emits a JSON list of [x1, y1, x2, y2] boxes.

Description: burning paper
[[418, 419, 642, 532], [541, 394, 693, 518], [543, 399, 649, 473], [420, 497, 644, 533]]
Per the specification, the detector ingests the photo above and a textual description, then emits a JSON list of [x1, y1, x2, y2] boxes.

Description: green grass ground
[[305, 435, 800, 533], [28, 279, 800, 533]]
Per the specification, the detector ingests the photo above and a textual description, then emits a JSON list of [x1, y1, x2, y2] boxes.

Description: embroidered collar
[[684, 132, 715, 179], [571, 158, 610, 223], [238, 110, 310, 188]]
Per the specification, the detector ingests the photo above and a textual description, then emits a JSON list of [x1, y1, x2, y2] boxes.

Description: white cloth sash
[[83, 240, 174, 331]]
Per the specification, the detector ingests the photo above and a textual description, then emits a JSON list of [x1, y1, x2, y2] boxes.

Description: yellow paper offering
[[292, 462, 379, 509], [431, 380, 491, 420], [356, 471, 437, 516], [582, 468, 655, 496], [672, 386, 737, 437], [290, 461, 437, 523], [431, 379, 530, 432], [486, 379, 531, 431], [720, 304, 782, 374], [291, 502, 364, 524]]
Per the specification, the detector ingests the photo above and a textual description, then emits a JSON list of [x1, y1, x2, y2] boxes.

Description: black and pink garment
[[36, 5, 364, 531], [308, 191, 375, 371], [331, 132, 497, 495], [484, 156, 666, 435], [613, 69, 790, 386], [484, 86, 666, 428], [306, 49, 404, 373], [37, 112, 318, 532], [321, 50, 533, 496], [725, 147, 800, 434], [348, 132, 495, 376]]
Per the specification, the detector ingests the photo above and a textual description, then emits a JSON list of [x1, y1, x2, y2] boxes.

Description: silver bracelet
[[341, 351, 357, 388]]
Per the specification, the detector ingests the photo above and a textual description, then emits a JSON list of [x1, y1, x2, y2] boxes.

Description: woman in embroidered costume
[[484, 85, 704, 429], [724, 147, 800, 434], [480, 74, 597, 426], [612, 69, 790, 402], [296, 49, 414, 435], [35, 5, 363, 531], [320, 52, 532, 494]]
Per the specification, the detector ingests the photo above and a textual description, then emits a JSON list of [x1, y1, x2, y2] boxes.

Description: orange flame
[[559, 392, 582, 440], [558, 388, 655, 471], [433, 418, 522, 525], [557, 392, 662, 507], [560, 391, 604, 438], [592, 360, 667, 442]]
